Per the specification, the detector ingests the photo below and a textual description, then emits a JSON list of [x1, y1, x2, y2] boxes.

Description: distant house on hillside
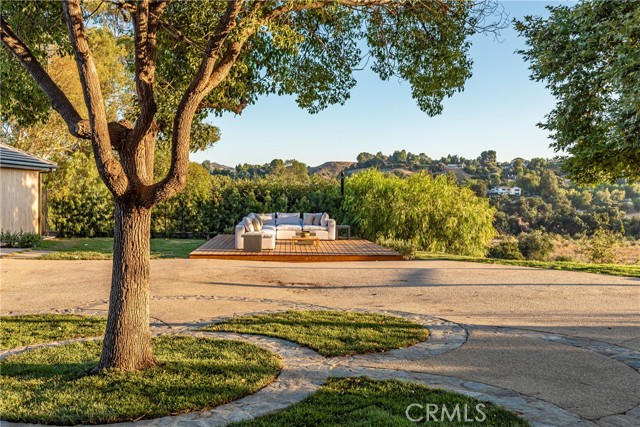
[[0, 144, 56, 234], [488, 186, 522, 196], [446, 164, 462, 169]]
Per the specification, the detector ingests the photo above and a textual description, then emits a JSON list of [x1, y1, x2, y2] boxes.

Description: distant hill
[[308, 161, 355, 179], [434, 166, 473, 183], [204, 162, 235, 173]]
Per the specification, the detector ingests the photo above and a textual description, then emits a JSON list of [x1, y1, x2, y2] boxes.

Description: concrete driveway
[[2, 258, 639, 426]]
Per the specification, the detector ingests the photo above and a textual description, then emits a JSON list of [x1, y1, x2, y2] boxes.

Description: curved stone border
[[0, 336, 102, 360]]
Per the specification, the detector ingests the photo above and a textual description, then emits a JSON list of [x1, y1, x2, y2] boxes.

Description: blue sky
[[191, 1, 566, 167]]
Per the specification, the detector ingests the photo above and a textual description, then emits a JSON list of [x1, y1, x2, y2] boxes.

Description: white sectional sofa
[[235, 212, 336, 249]]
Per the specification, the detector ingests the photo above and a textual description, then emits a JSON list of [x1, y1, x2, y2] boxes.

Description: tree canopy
[[517, 1, 640, 184]]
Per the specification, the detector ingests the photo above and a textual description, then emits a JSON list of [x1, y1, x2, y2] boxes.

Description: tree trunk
[[97, 200, 155, 371]]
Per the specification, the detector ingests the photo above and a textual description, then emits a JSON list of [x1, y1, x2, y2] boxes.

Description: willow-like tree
[[1, 0, 503, 372]]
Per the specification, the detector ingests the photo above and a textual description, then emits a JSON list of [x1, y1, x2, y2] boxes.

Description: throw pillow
[[320, 212, 329, 227], [313, 213, 321, 226], [276, 212, 301, 225], [303, 213, 315, 226], [243, 216, 254, 232], [251, 217, 262, 231], [261, 213, 275, 226]]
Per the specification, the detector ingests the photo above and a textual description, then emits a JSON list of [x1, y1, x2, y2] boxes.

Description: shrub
[[517, 230, 555, 260], [0, 230, 42, 248], [581, 229, 620, 264], [488, 237, 524, 260], [554, 255, 574, 262], [46, 150, 114, 237], [377, 238, 418, 260], [343, 169, 496, 256]]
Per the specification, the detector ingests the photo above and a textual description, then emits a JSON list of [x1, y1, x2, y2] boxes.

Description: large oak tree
[[1, 0, 503, 372]]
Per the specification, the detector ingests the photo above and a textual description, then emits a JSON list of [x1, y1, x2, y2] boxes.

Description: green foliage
[[154, 163, 214, 234], [0, 1, 70, 126], [517, 1, 640, 183], [203, 175, 344, 235], [0, 230, 42, 248], [376, 238, 419, 260], [517, 231, 555, 261], [342, 169, 496, 256], [488, 237, 524, 260], [580, 229, 621, 264], [204, 310, 429, 357], [46, 150, 114, 237]]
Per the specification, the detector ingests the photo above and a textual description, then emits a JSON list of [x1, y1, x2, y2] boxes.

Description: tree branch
[[149, 0, 245, 204], [129, 0, 168, 145], [62, 0, 128, 197], [0, 16, 91, 139]]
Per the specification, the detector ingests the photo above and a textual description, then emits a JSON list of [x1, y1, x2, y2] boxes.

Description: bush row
[[45, 164, 497, 256]]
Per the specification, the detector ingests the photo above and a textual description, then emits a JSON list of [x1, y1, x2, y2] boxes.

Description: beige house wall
[[0, 168, 40, 233]]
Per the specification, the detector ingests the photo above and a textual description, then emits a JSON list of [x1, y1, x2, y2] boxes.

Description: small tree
[[581, 229, 620, 264], [1, 0, 504, 372], [517, 230, 554, 260]]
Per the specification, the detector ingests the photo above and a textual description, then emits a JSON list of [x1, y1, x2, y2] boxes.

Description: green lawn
[[203, 310, 429, 357], [0, 314, 107, 350], [37, 237, 206, 259], [0, 336, 281, 425], [415, 252, 640, 278], [231, 377, 529, 427]]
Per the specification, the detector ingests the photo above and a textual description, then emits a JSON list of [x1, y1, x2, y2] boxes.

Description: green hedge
[[44, 163, 497, 255]]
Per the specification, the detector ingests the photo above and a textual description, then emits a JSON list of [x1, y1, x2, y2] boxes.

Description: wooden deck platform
[[189, 234, 402, 262]]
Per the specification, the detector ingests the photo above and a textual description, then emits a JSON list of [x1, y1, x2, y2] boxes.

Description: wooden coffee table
[[291, 232, 319, 247]]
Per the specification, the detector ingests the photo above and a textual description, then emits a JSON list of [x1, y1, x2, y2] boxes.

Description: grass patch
[[40, 251, 112, 260], [203, 310, 429, 357], [0, 336, 281, 425], [37, 238, 206, 259], [415, 252, 640, 278], [231, 377, 529, 426], [0, 314, 106, 350]]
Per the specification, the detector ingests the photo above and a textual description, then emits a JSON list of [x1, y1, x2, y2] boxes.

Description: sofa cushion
[[320, 212, 330, 227], [276, 212, 301, 225], [243, 216, 254, 232], [262, 225, 276, 232], [313, 214, 322, 225], [261, 228, 276, 237], [259, 213, 275, 226], [251, 217, 262, 231], [276, 224, 302, 231], [303, 225, 327, 231]]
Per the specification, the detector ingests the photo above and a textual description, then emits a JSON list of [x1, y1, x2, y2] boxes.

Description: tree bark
[[97, 200, 155, 371]]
